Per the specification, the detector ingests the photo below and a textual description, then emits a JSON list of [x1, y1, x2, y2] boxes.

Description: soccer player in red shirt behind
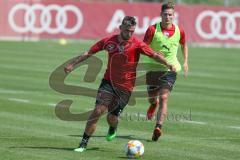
[[64, 16, 175, 152], [143, 2, 189, 141]]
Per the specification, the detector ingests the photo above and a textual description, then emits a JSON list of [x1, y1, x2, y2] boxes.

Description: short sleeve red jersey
[[143, 23, 186, 45], [89, 35, 155, 91]]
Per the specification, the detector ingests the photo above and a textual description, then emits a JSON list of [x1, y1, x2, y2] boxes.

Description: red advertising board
[[1, 0, 240, 44]]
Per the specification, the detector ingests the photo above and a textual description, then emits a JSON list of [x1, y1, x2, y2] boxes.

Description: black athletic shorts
[[146, 71, 177, 91], [95, 79, 131, 117]]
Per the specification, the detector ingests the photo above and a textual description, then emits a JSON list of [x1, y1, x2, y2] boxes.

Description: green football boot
[[106, 126, 117, 141], [106, 131, 116, 141]]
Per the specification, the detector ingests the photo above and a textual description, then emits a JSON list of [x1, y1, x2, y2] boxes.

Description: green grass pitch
[[0, 40, 239, 160]]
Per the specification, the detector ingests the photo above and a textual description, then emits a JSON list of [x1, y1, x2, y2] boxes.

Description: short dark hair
[[161, 2, 175, 12], [121, 16, 136, 26]]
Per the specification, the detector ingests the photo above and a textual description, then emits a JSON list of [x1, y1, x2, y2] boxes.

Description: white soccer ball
[[125, 140, 144, 158]]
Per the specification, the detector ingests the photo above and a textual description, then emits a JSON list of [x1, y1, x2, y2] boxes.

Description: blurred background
[[79, 0, 240, 6], [1, 0, 240, 47]]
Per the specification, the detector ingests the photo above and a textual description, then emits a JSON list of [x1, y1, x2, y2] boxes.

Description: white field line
[[199, 137, 240, 140], [8, 98, 30, 103], [129, 114, 206, 125], [137, 113, 146, 118], [229, 126, 240, 130], [0, 89, 61, 102], [0, 89, 27, 94], [7, 97, 56, 107], [180, 120, 206, 125], [47, 103, 56, 107], [0, 137, 27, 139]]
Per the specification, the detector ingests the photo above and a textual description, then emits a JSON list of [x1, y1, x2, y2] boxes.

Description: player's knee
[[93, 106, 105, 117], [108, 114, 118, 121], [87, 108, 103, 123], [159, 94, 168, 102]]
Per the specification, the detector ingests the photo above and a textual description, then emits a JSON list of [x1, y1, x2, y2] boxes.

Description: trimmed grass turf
[[0, 40, 240, 160]]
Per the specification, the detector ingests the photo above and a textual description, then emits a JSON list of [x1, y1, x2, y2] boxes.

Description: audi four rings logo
[[8, 4, 83, 34], [196, 10, 240, 40]]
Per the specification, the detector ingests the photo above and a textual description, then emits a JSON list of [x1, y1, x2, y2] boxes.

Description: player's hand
[[168, 64, 176, 72], [183, 62, 188, 77], [64, 63, 74, 73]]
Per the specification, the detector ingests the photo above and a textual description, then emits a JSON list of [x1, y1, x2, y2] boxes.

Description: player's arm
[[143, 25, 155, 45], [179, 27, 188, 76], [64, 38, 106, 73], [64, 51, 92, 73], [181, 43, 188, 76]]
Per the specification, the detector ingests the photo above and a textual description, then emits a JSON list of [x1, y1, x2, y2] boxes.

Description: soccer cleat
[[106, 131, 116, 141], [152, 127, 162, 141], [74, 141, 87, 152], [146, 100, 159, 120], [74, 147, 86, 152]]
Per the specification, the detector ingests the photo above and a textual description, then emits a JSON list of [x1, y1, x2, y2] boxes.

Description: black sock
[[80, 132, 90, 147], [108, 126, 117, 135], [155, 124, 162, 129]]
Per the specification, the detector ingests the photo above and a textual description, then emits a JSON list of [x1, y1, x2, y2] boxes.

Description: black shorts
[[95, 79, 131, 117], [146, 71, 177, 91]]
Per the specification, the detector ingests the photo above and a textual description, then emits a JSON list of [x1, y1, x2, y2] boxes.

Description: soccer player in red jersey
[[143, 2, 189, 141], [64, 16, 175, 152]]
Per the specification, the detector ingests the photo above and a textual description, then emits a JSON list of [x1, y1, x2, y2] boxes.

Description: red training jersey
[[143, 23, 186, 45], [89, 35, 156, 91]]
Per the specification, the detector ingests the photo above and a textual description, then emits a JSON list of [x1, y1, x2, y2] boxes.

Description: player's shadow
[[117, 157, 135, 159], [69, 134, 151, 142], [9, 146, 100, 151]]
